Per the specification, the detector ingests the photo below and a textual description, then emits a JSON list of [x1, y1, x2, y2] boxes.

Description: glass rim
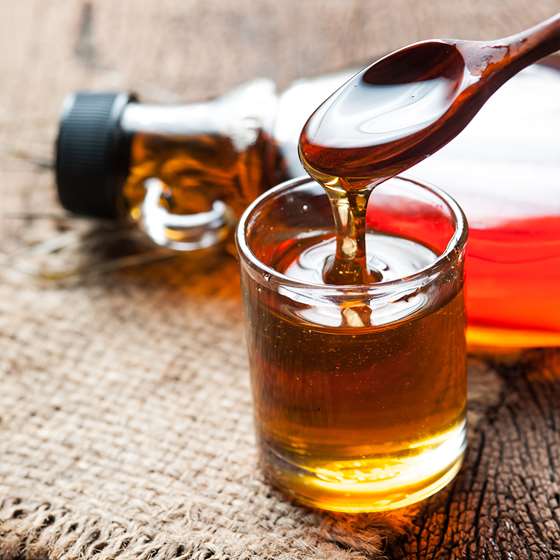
[[236, 175, 468, 295]]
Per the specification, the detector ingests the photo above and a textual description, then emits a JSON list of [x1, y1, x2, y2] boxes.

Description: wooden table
[[1, 2, 559, 558]]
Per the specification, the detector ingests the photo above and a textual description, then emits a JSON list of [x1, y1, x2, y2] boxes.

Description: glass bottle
[[56, 80, 287, 251], [55, 61, 560, 347]]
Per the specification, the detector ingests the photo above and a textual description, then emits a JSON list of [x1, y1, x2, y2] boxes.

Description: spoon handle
[[457, 13, 560, 97], [499, 12, 560, 71]]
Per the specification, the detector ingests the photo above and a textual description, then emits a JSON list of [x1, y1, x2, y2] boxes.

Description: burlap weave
[[1, 1, 559, 558]]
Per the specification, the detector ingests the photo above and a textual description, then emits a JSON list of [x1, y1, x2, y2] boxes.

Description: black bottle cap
[[55, 91, 138, 219]]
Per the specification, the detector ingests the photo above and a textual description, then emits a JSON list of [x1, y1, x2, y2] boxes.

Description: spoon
[[299, 12, 560, 188]]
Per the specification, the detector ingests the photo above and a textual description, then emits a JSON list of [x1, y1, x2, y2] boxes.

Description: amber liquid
[[367, 208, 560, 349], [250, 42, 472, 510], [245, 232, 466, 511], [465, 215, 560, 347], [122, 130, 284, 221], [400, 60, 560, 348]]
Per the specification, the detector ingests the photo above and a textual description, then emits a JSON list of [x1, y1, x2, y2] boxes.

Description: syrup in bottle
[[410, 61, 560, 348], [55, 81, 286, 252]]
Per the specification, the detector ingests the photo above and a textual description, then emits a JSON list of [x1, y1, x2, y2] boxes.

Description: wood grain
[[390, 352, 560, 559]]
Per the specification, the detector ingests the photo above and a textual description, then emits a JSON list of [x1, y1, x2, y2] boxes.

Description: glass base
[[261, 421, 466, 513]]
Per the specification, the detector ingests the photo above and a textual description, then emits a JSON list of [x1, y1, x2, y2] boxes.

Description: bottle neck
[[119, 80, 289, 252], [121, 101, 227, 137], [121, 78, 279, 142]]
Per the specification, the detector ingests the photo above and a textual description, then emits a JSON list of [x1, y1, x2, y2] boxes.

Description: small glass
[[236, 176, 468, 512]]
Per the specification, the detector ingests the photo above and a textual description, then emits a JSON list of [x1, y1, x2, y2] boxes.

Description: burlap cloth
[[1, 2, 559, 559]]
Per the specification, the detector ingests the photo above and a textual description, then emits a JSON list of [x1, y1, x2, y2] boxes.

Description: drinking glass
[[236, 176, 468, 512]]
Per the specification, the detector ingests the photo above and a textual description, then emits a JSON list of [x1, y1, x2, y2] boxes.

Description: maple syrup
[[411, 64, 560, 348], [237, 176, 467, 511], [56, 83, 285, 252]]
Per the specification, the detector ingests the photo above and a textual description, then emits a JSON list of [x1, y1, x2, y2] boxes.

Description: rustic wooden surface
[[1, 1, 560, 559]]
